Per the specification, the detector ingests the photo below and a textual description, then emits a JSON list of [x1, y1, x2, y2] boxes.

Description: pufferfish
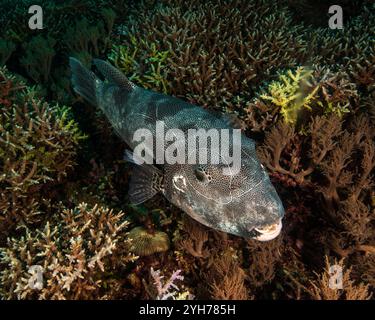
[[70, 58, 285, 241]]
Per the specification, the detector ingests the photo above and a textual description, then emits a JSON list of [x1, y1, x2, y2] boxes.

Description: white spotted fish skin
[[70, 58, 285, 241]]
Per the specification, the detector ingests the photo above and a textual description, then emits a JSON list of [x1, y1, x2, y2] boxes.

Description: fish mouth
[[253, 219, 282, 241]]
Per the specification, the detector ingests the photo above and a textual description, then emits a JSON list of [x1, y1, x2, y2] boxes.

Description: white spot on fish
[[172, 175, 187, 193]]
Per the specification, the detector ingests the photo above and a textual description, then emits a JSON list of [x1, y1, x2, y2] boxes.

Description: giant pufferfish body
[[70, 58, 285, 241]]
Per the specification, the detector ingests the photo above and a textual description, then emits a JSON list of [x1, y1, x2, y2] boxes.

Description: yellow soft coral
[[260, 67, 319, 125]]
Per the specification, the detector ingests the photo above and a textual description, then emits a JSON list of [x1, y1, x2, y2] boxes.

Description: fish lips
[[252, 218, 283, 241]]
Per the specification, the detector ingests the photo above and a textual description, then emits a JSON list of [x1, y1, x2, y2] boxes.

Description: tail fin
[[69, 57, 98, 106]]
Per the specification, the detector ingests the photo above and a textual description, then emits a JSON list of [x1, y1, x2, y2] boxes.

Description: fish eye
[[194, 167, 211, 183]]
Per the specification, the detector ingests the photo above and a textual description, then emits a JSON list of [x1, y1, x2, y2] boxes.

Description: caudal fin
[[69, 57, 98, 106]]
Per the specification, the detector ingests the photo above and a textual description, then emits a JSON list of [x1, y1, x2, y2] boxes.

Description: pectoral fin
[[125, 150, 164, 204]]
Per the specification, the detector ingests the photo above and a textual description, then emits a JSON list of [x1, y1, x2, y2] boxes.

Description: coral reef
[[244, 67, 359, 132], [0, 68, 85, 236], [0, 0, 120, 102], [20, 35, 56, 84], [0, 203, 138, 299], [111, 0, 311, 113], [206, 249, 249, 300], [109, 39, 171, 93], [0, 0, 374, 301], [246, 237, 283, 289], [252, 67, 355, 127], [254, 70, 375, 298], [307, 256, 372, 300]]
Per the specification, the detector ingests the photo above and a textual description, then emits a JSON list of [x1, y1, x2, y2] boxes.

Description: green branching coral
[[110, 0, 373, 117], [112, 0, 310, 111], [308, 3, 375, 69], [0, 202, 138, 300], [20, 35, 56, 84], [0, 38, 16, 66], [1, 1, 118, 102], [110, 38, 170, 93], [0, 67, 86, 233], [64, 10, 116, 60]]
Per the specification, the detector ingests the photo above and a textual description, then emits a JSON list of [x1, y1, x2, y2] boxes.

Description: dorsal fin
[[93, 58, 136, 92]]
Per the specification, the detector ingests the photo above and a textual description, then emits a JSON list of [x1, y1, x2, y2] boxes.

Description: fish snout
[[251, 198, 284, 241], [253, 218, 283, 241]]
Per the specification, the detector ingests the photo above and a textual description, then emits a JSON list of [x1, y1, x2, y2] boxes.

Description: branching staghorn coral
[[287, 0, 367, 27], [112, 0, 311, 113], [64, 9, 116, 60], [308, 2, 374, 70], [0, 68, 85, 233], [20, 35, 56, 84], [110, 39, 171, 93], [111, 0, 374, 117], [0, 202, 138, 300]]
